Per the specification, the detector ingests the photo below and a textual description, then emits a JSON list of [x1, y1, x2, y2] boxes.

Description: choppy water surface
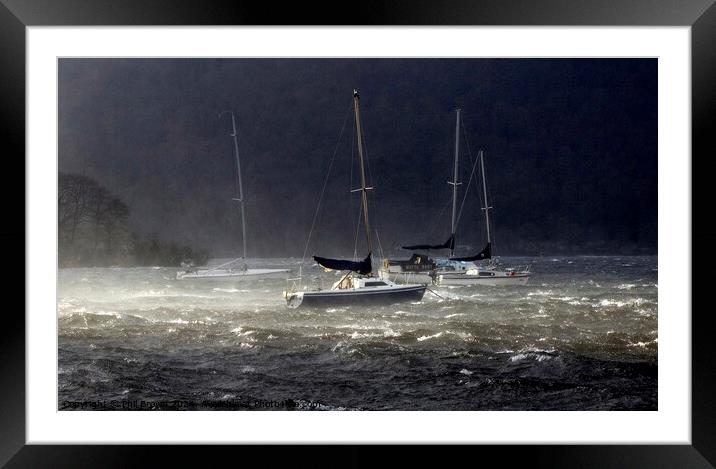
[[58, 256, 657, 410]]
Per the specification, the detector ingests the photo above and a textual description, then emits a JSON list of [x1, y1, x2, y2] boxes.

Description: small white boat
[[285, 90, 426, 308], [177, 258, 288, 280], [177, 111, 288, 281], [437, 265, 531, 286]]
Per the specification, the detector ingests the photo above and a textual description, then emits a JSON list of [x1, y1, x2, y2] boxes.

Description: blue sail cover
[[314, 253, 372, 275], [402, 235, 455, 251], [450, 242, 492, 261]]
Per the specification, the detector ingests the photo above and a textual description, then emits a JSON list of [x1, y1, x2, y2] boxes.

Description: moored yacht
[[284, 90, 426, 308], [176, 111, 288, 281]]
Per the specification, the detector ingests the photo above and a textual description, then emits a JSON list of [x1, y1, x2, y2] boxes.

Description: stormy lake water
[[58, 256, 657, 411]]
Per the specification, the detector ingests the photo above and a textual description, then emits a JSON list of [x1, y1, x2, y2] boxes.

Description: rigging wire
[[454, 117, 489, 256], [460, 115, 498, 257], [425, 117, 460, 243], [426, 196, 453, 241], [299, 102, 353, 266], [455, 157, 479, 228], [375, 229, 386, 263], [353, 202, 362, 261]]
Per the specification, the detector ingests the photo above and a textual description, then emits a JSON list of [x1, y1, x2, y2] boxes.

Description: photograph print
[[58, 58, 657, 411]]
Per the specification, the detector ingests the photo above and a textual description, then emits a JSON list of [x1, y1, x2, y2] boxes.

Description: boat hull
[[437, 272, 530, 286], [377, 268, 434, 285], [177, 268, 289, 280], [286, 285, 426, 308]]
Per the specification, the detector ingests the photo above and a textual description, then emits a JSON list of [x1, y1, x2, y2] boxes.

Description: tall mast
[[352, 90, 373, 256], [221, 111, 247, 260], [449, 108, 461, 257], [480, 150, 492, 244]]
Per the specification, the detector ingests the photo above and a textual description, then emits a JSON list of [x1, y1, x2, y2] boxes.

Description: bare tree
[[101, 198, 130, 255], [59, 172, 206, 266], [58, 173, 96, 249], [59, 173, 131, 265]]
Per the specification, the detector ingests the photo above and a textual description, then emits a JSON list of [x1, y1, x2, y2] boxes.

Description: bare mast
[[449, 108, 461, 258], [352, 90, 373, 256], [221, 111, 247, 260]]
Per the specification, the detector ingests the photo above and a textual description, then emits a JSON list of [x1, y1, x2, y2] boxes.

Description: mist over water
[[58, 256, 657, 410]]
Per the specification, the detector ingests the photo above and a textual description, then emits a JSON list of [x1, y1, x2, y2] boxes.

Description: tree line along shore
[[58, 173, 208, 268]]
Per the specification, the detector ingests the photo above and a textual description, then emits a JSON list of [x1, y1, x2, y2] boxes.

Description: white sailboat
[[436, 138, 531, 286], [284, 91, 426, 308], [380, 108, 530, 286], [177, 111, 288, 280]]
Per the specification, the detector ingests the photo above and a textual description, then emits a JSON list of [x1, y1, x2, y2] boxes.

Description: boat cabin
[[332, 275, 391, 290]]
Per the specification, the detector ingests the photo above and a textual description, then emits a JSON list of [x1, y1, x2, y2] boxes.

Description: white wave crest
[[168, 318, 189, 324], [627, 338, 657, 348], [417, 332, 443, 342], [527, 290, 553, 297], [596, 298, 649, 308], [349, 331, 381, 339], [231, 327, 255, 337], [509, 347, 558, 362]]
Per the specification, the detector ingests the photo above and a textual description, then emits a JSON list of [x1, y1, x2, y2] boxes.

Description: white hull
[[285, 283, 425, 308], [437, 271, 530, 286], [377, 267, 434, 285], [177, 268, 289, 280]]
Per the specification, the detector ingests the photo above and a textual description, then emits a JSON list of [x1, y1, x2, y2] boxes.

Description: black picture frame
[[3, 0, 712, 466]]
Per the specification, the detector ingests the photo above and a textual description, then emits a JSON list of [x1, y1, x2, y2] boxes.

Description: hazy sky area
[[58, 58, 656, 258]]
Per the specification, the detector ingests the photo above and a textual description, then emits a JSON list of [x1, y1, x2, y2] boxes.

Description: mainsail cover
[[402, 235, 455, 251], [313, 253, 372, 275], [450, 242, 492, 261]]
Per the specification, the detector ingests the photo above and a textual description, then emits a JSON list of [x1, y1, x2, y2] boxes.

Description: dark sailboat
[[284, 91, 426, 308]]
